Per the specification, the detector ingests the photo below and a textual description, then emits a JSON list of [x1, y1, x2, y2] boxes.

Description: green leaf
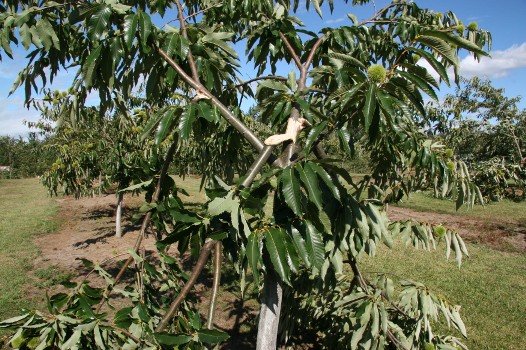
[[304, 120, 327, 155], [256, 79, 289, 94], [19, 23, 32, 50], [416, 35, 457, 65], [311, 0, 323, 17], [337, 127, 353, 159], [291, 226, 310, 268], [396, 70, 439, 101], [62, 329, 82, 349], [87, 5, 111, 41], [207, 192, 239, 216], [164, 32, 190, 60], [0, 314, 29, 326], [297, 163, 322, 210], [307, 162, 340, 202], [247, 233, 261, 284], [408, 47, 450, 85], [169, 209, 201, 223], [123, 14, 138, 50], [283, 233, 300, 273], [197, 329, 230, 344], [349, 197, 369, 241], [154, 333, 192, 345], [280, 166, 302, 217], [422, 30, 489, 56], [138, 11, 153, 49], [82, 45, 103, 89], [141, 108, 165, 140], [264, 227, 291, 284], [179, 104, 196, 139], [155, 108, 177, 145], [305, 221, 324, 270], [363, 83, 377, 132], [196, 101, 216, 123]]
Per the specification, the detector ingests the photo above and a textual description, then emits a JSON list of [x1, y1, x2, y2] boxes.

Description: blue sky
[[1, 0, 526, 136]]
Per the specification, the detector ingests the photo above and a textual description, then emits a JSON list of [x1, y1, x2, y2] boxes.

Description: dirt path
[[388, 205, 526, 253], [36, 196, 524, 272], [34, 194, 156, 271]]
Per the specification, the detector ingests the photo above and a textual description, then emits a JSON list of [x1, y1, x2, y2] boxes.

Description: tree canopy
[[0, 1, 492, 349]]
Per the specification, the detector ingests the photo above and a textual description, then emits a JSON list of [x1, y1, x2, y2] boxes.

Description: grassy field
[[0, 178, 59, 320], [360, 242, 526, 349], [398, 191, 526, 223]]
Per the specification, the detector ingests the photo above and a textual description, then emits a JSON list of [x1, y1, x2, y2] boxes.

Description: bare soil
[[388, 206, 526, 253], [28, 193, 525, 349]]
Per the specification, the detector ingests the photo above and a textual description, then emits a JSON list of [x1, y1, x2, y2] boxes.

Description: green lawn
[[398, 191, 526, 224], [0, 178, 59, 319], [360, 242, 526, 350]]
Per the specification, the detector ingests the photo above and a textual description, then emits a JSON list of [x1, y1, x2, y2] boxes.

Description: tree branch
[[206, 241, 223, 329], [156, 239, 216, 332], [279, 32, 302, 70], [303, 35, 326, 76], [175, 0, 200, 83], [157, 48, 265, 152]]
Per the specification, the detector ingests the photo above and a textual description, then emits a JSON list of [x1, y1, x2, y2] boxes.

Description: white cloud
[[0, 97, 41, 137], [326, 17, 346, 24], [459, 42, 526, 78], [418, 42, 526, 82]]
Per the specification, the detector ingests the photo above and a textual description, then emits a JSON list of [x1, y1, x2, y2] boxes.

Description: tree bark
[[256, 271, 283, 350], [116, 191, 123, 238]]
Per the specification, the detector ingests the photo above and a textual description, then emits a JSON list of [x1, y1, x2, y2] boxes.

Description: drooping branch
[[206, 241, 223, 329], [156, 239, 216, 332], [96, 136, 179, 312]]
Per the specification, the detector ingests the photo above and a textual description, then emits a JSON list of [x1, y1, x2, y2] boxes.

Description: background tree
[[0, 134, 55, 179], [0, 1, 490, 349], [426, 77, 526, 200]]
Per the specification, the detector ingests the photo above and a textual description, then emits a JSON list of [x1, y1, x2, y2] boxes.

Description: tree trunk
[[256, 271, 283, 350], [116, 192, 123, 238]]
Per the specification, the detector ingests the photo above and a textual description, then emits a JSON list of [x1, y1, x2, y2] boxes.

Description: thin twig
[[359, 3, 400, 26], [234, 75, 287, 88], [184, 3, 223, 21], [156, 239, 216, 332], [110, 325, 144, 344], [175, 0, 200, 82]]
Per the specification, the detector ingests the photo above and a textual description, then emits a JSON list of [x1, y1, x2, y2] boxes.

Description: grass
[[397, 191, 526, 224], [360, 242, 526, 350], [34, 265, 74, 289], [0, 178, 59, 320]]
